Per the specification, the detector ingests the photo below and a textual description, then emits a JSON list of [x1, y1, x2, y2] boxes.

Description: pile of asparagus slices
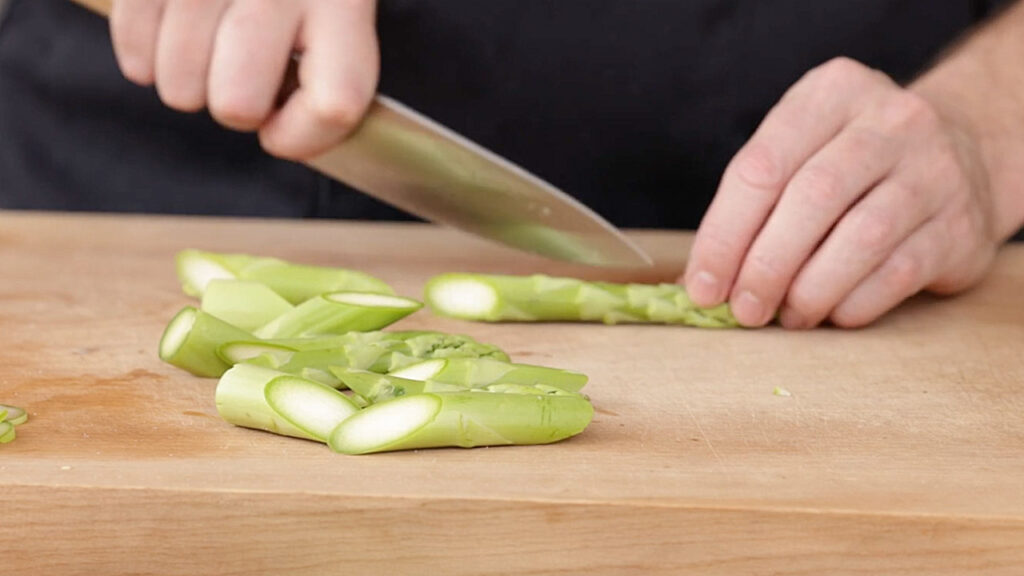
[[160, 250, 737, 455], [0, 404, 27, 444]]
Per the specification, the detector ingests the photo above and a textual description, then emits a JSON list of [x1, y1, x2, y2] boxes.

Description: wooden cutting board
[[3, 211, 1023, 575]]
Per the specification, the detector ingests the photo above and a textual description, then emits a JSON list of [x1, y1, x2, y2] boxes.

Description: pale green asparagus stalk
[[254, 292, 422, 339], [176, 249, 394, 302], [215, 363, 358, 442], [424, 273, 738, 327], [200, 279, 295, 331], [328, 391, 594, 454], [0, 421, 14, 444], [159, 306, 255, 377], [389, 357, 588, 392]]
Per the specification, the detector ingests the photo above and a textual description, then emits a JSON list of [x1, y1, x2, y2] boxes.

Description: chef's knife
[[68, 0, 653, 268]]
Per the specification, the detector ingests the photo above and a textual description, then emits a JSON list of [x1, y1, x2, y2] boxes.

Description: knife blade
[[69, 0, 652, 267]]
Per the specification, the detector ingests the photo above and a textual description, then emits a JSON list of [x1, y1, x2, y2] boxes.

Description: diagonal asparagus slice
[[389, 357, 588, 392], [254, 292, 422, 339], [0, 404, 27, 426], [176, 249, 394, 302], [0, 421, 14, 444], [424, 273, 739, 327], [327, 391, 594, 455], [264, 376, 360, 441], [200, 279, 295, 332], [215, 364, 320, 441], [159, 307, 255, 377]]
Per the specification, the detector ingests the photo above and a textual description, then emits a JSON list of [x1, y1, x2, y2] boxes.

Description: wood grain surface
[[2, 211, 1023, 575]]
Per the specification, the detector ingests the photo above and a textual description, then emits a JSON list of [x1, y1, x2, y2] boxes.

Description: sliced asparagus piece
[[254, 292, 422, 339], [389, 357, 588, 392], [328, 391, 594, 455], [424, 273, 738, 327], [218, 341, 298, 367], [200, 279, 295, 331], [0, 421, 14, 444], [159, 307, 255, 377], [330, 367, 468, 403], [264, 376, 360, 441], [0, 404, 27, 426], [268, 330, 509, 362], [215, 364, 319, 441], [176, 249, 394, 302]]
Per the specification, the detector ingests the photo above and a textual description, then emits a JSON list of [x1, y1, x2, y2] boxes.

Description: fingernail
[[689, 270, 721, 305], [733, 291, 767, 326]]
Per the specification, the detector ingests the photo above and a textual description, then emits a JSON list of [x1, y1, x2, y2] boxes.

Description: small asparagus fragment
[[254, 292, 422, 339], [264, 376, 360, 441], [424, 273, 738, 327], [0, 404, 27, 426], [176, 249, 394, 302], [215, 364, 319, 441], [0, 421, 14, 444], [218, 341, 297, 367], [159, 307, 255, 377], [389, 357, 588, 392], [200, 279, 294, 331], [328, 391, 594, 454], [330, 367, 467, 403]]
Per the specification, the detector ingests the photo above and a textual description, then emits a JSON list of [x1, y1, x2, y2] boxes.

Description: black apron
[[0, 0, 1013, 230]]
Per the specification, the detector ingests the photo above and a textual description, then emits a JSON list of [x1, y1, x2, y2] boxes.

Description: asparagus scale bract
[[176, 249, 394, 303], [424, 273, 738, 327], [328, 391, 594, 455]]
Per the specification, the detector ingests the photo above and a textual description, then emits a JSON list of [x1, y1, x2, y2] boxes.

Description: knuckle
[[730, 143, 785, 191], [851, 206, 897, 254], [792, 164, 846, 208], [743, 250, 789, 286], [883, 252, 921, 296], [809, 56, 873, 89], [209, 93, 267, 130], [308, 88, 368, 134], [882, 91, 939, 131]]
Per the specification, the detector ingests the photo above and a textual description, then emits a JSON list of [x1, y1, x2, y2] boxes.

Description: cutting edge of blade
[[373, 95, 654, 268]]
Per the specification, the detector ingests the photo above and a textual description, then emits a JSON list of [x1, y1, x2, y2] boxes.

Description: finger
[[110, 0, 167, 85], [726, 123, 899, 326], [258, 0, 379, 160], [825, 218, 951, 328], [207, 1, 302, 131], [777, 175, 939, 328], [684, 57, 888, 309], [154, 0, 230, 112]]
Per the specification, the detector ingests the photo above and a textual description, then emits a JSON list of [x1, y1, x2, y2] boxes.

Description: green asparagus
[[159, 306, 254, 377], [176, 249, 394, 302], [328, 391, 594, 455], [388, 357, 588, 392], [424, 272, 738, 327], [200, 279, 295, 331], [254, 292, 422, 339]]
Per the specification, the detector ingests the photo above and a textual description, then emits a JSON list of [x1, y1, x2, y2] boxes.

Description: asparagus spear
[[254, 292, 422, 339], [215, 363, 359, 442], [0, 404, 27, 426], [200, 279, 295, 331], [159, 306, 255, 377], [176, 249, 394, 302], [424, 273, 738, 327], [0, 421, 14, 444], [389, 357, 588, 392], [328, 391, 594, 454]]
